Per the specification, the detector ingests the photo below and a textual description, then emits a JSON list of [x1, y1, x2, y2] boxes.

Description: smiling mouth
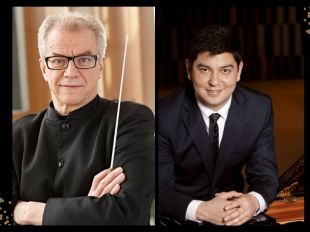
[[60, 84, 83, 88], [206, 90, 221, 95]]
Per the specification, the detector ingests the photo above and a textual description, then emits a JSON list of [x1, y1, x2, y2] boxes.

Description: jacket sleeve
[[158, 106, 194, 223], [246, 98, 279, 205], [43, 104, 155, 225]]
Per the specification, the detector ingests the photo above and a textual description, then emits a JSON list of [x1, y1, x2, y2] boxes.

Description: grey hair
[[38, 11, 107, 58]]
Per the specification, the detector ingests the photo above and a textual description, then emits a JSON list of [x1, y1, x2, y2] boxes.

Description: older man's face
[[40, 28, 103, 115]]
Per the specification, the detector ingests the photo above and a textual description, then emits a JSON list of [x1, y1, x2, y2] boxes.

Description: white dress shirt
[[185, 96, 266, 222]]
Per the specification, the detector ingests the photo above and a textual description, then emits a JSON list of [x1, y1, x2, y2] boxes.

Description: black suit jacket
[[158, 85, 279, 222], [13, 95, 155, 225]]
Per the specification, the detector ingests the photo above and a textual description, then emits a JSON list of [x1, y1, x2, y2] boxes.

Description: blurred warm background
[[13, 6, 155, 120]]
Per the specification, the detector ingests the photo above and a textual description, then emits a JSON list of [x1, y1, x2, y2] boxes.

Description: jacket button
[[57, 160, 64, 168], [61, 123, 70, 130]]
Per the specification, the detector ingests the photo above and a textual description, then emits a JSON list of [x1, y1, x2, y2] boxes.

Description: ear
[[237, 61, 243, 82], [185, 59, 191, 80], [39, 58, 48, 82], [98, 58, 104, 80]]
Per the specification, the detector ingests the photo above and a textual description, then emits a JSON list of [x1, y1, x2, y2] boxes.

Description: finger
[[110, 184, 120, 195], [109, 166, 123, 174], [226, 216, 247, 226], [215, 190, 241, 196], [92, 171, 123, 197], [223, 208, 241, 223], [89, 169, 109, 192], [100, 168, 124, 189], [223, 206, 239, 216], [216, 191, 243, 200], [224, 201, 241, 211], [234, 215, 251, 226], [88, 167, 123, 197], [97, 167, 123, 189], [225, 211, 248, 226], [90, 179, 110, 197], [100, 173, 125, 196]]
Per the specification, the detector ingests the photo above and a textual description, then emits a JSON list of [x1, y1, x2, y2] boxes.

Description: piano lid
[[277, 154, 304, 198]]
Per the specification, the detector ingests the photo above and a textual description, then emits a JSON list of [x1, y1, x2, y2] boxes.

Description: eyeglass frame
[[44, 55, 98, 70]]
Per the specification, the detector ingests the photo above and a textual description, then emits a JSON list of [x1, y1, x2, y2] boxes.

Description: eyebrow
[[197, 64, 234, 69], [50, 51, 94, 56]]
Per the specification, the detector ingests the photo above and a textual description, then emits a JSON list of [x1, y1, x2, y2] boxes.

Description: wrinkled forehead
[[45, 28, 98, 56]]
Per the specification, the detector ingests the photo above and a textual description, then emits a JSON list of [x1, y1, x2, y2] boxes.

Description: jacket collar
[[182, 87, 215, 178], [45, 95, 100, 121]]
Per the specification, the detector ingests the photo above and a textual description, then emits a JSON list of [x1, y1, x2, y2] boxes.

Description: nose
[[209, 72, 220, 86], [64, 60, 79, 77]]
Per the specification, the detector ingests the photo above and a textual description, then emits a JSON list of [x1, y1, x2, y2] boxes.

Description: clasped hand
[[196, 191, 259, 226]]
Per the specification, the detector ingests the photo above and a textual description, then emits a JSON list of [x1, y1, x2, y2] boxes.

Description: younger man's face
[[186, 52, 243, 111]]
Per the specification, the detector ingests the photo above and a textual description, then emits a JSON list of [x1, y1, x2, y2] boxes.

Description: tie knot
[[209, 113, 221, 123]]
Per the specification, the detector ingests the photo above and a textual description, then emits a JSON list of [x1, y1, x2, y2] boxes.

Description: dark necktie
[[209, 113, 221, 164]]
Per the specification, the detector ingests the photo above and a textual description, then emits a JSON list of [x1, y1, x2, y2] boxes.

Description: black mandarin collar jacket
[[13, 95, 155, 225]]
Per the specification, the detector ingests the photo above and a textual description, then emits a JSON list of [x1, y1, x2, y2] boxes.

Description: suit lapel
[[212, 86, 249, 188], [181, 95, 214, 178]]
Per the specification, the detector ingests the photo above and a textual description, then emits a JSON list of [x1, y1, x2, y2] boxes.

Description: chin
[[202, 96, 221, 104], [60, 95, 83, 105], [201, 98, 224, 109]]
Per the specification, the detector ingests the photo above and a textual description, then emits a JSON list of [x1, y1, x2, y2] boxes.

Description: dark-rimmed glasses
[[45, 55, 98, 70]]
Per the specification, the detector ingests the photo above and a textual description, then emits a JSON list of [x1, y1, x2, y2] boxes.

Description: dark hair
[[188, 25, 242, 67]]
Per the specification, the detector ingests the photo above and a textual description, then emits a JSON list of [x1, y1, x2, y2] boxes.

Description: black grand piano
[[247, 154, 304, 226], [276, 154, 304, 200]]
